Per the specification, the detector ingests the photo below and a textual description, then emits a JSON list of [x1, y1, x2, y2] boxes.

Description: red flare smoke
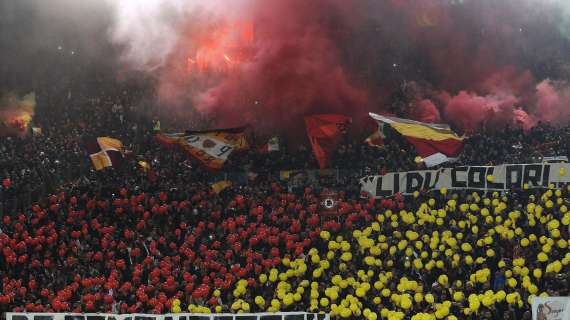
[[109, 0, 570, 133]]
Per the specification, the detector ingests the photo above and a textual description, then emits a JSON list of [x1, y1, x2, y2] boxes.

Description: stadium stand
[[1, 83, 569, 320]]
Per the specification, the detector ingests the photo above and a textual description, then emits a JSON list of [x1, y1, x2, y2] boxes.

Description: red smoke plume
[[110, 0, 570, 133], [384, 0, 570, 132], [153, 0, 368, 130]]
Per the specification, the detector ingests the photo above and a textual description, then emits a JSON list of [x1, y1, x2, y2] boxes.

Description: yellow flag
[[138, 161, 151, 173], [211, 181, 232, 194]]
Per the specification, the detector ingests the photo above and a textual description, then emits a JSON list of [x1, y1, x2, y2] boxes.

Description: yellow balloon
[[453, 291, 464, 302]]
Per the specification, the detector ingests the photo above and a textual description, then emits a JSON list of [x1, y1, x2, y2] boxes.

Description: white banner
[[5, 313, 329, 320], [361, 163, 570, 198], [532, 297, 570, 320]]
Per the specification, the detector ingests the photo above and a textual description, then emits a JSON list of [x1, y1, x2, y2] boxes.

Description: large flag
[[369, 113, 464, 167], [84, 137, 124, 171], [305, 114, 351, 169], [156, 126, 249, 170]]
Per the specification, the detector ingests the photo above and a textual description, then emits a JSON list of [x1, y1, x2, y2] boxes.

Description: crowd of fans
[[1, 81, 569, 319]]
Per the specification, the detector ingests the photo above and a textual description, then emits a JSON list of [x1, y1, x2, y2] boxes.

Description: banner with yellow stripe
[[369, 113, 464, 167], [156, 126, 249, 170]]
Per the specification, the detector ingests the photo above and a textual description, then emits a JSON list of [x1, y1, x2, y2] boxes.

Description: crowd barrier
[[5, 313, 329, 320]]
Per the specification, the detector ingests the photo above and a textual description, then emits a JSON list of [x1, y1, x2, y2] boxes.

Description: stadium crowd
[[0, 83, 569, 320]]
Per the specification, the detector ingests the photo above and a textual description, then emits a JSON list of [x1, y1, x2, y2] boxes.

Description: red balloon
[[270, 247, 280, 257], [103, 294, 113, 304]]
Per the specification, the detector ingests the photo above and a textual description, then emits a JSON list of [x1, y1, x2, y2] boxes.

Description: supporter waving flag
[[369, 112, 464, 167], [305, 114, 351, 169], [84, 137, 124, 171], [156, 126, 250, 170]]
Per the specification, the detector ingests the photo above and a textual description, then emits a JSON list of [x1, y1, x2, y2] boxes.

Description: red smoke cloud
[[383, 0, 570, 132], [440, 90, 521, 133], [110, 0, 570, 133], [411, 99, 440, 124], [534, 80, 570, 125], [154, 0, 368, 130]]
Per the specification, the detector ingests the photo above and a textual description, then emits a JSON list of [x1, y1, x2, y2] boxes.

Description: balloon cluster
[[1, 183, 569, 317], [222, 186, 569, 319]]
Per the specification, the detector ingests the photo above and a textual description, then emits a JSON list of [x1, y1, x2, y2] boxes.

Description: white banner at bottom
[[5, 313, 329, 320], [533, 297, 570, 320]]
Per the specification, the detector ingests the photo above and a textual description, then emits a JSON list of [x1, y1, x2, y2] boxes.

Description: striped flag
[[369, 113, 464, 167]]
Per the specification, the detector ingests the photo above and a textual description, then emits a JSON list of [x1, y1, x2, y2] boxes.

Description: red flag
[[304, 114, 351, 169]]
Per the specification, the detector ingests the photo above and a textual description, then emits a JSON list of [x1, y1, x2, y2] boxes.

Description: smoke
[[0, 0, 115, 91], [559, 1, 570, 41], [1, 0, 561, 133], [440, 91, 522, 133], [534, 79, 570, 125], [192, 0, 369, 128], [105, 0, 570, 132], [0, 92, 36, 136], [374, 0, 570, 132], [107, 0, 368, 129], [411, 99, 441, 124], [108, 0, 218, 71]]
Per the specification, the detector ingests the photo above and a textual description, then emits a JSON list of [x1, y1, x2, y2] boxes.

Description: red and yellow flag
[[369, 113, 464, 167], [156, 126, 249, 170]]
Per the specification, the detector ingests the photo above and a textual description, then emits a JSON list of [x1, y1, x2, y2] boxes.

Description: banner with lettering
[[361, 163, 570, 198], [6, 313, 329, 320], [532, 297, 570, 320]]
